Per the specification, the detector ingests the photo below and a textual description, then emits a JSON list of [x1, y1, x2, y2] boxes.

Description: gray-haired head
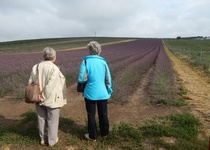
[[87, 41, 102, 55], [43, 47, 56, 60]]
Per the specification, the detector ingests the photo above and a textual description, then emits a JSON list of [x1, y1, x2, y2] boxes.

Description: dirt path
[[165, 45, 210, 136]]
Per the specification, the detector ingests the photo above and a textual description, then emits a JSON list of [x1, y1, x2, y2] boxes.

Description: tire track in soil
[[165, 45, 210, 137]]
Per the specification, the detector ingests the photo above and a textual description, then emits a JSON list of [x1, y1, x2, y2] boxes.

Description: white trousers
[[36, 104, 60, 146]]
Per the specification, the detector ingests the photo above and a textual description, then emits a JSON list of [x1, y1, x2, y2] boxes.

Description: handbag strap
[[35, 64, 39, 84]]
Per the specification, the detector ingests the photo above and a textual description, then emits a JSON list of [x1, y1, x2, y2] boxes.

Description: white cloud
[[0, 0, 209, 41]]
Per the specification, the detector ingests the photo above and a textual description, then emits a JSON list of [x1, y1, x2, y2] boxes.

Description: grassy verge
[[140, 113, 207, 149], [0, 111, 208, 149]]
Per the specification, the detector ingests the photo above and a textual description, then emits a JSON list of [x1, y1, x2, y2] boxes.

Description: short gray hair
[[43, 47, 56, 60], [87, 41, 101, 55]]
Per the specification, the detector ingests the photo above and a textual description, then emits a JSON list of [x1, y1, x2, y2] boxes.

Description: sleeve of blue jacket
[[105, 63, 113, 95], [78, 60, 87, 83]]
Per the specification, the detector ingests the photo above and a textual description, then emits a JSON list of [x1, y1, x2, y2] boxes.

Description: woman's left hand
[[39, 94, 44, 102]]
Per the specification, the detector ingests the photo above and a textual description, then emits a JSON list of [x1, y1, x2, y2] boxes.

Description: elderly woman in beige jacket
[[28, 47, 67, 147]]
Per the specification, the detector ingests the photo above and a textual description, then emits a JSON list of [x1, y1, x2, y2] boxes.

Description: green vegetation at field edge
[[164, 39, 210, 73], [0, 111, 208, 150]]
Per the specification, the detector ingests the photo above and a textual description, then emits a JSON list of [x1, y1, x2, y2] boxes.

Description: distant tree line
[[176, 36, 210, 40]]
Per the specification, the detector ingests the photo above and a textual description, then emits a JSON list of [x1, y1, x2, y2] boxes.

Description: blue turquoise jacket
[[78, 55, 113, 100]]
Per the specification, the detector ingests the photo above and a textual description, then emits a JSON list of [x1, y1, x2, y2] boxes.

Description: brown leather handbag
[[25, 64, 40, 103]]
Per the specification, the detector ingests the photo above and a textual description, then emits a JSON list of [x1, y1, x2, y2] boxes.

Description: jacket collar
[[82, 55, 105, 61]]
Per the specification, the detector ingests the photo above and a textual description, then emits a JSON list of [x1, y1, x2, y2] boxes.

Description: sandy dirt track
[[165, 44, 210, 137]]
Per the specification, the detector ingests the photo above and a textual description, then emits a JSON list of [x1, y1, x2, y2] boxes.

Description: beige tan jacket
[[29, 61, 67, 108]]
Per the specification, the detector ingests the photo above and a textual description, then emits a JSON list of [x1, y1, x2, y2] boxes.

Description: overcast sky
[[0, 0, 209, 42]]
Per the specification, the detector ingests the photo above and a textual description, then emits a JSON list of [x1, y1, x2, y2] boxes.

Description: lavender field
[[0, 38, 207, 150], [0, 39, 175, 104]]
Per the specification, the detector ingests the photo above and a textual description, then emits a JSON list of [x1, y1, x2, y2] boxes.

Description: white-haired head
[[87, 41, 102, 55], [43, 47, 56, 60]]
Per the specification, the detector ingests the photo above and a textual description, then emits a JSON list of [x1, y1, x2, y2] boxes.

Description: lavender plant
[[149, 42, 176, 105]]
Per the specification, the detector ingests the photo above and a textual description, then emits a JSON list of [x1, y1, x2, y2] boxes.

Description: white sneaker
[[40, 139, 45, 145], [56, 137, 59, 143], [84, 133, 96, 141], [49, 137, 59, 147]]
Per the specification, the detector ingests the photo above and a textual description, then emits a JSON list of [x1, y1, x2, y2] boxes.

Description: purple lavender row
[[148, 41, 175, 105], [109, 39, 162, 102]]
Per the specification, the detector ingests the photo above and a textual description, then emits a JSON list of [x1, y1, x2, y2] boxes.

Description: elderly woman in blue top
[[78, 41, 113, 141]]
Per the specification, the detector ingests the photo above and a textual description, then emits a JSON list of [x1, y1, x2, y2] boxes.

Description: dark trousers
[[85, 98, 109, 139]]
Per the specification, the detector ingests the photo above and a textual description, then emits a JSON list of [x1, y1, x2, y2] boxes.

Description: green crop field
[[164, 39, 210, 73]]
